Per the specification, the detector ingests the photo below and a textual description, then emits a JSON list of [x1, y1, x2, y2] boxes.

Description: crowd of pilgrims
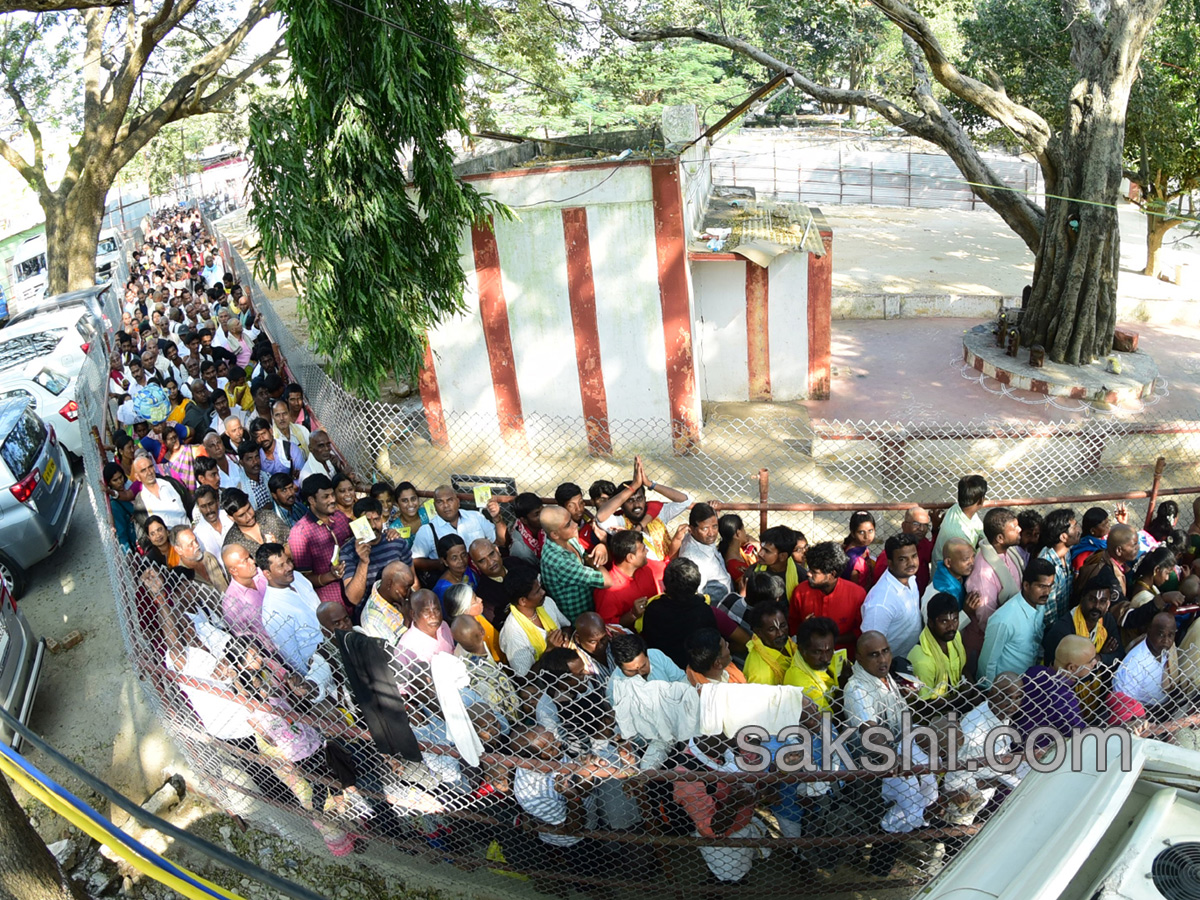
[[97, 209, 1200, 886]]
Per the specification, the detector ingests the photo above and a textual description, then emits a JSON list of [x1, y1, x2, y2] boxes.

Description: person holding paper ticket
[[340, 497, 413, 610], [410, 485, 501, 579]]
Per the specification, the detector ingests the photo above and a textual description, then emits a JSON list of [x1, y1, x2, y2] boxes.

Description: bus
[[9, 234, 48, 317]]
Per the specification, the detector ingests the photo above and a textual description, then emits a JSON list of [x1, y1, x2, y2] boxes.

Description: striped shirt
[[1038, 546, 1073, 627], [513, 765, 583, 846], [340, 536, 413, 605]]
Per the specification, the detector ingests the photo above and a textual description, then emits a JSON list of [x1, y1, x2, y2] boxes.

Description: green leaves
[[246, 0, 499, 399]]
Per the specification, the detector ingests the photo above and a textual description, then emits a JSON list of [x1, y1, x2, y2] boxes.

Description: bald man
[[873, 505, 933, 592], [359, 560, 415, 646], [922, 537, 981, 630], [539, 506, 612, 622], [1113, 611, 1178, 712], [317, 600, 353, 636], [1015, 634, 1096, 752], [219, 543, 273, 650], [451, 615, 489, 659], [842, 631, 909, 733]]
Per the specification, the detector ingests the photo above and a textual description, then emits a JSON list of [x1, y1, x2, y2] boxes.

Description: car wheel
[[0, 553, 27, 599]]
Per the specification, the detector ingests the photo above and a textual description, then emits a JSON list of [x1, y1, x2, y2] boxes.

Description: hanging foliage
[[247, 0, 502, 397]]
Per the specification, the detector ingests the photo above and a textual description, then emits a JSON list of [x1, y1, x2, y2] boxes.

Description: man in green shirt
[[539, 507, 611, 622]]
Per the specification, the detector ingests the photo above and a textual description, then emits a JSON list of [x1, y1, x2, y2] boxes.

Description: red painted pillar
[[745, 261, 771, 401], [471, 218, 527, 447], [562, 207, 613, 456], [807, 228, 833, 400], [649, 161, 701, 454], [417, 338, 449, 448]]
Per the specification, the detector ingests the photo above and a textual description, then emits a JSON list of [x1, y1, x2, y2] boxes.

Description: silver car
[[0, 396, 79, 596], [0, 578, 45, 750]]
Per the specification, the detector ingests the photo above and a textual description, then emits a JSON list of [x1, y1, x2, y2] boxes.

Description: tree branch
[[0, 132, 42, 197], [111, 0, 278, 171], [0, 0, 123, 9], [613, 19, 1046, 252], [867, 0, 1053, 160]]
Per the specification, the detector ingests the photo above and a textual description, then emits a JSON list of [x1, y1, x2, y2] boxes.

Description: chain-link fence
[[79, 212, 1200, 899], [205, 211, 1200, 551]]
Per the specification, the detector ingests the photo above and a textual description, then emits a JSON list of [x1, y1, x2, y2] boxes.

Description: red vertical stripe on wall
[[417, 338, 449, 448], [807, 229, 833, 400], [471, 218, 527, 446], [561, 207, 613, 456], [745, 261, 772, 401], [649, 161, 701, 453]]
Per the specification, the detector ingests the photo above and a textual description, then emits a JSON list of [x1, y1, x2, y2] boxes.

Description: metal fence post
[[758, 467, 770, 536]]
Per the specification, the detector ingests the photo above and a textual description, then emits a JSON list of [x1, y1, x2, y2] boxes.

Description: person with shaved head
[[1016, 634, 1097, 752], [219, 543, 274, 652], [538, 505, 612, 622]]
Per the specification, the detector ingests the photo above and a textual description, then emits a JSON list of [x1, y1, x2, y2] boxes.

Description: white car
[[0, 303, 99, 382], [0, 364, 81, 458], [920, 736, 1200, 900]]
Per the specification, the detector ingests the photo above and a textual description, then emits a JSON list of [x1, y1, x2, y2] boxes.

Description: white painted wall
[[692, 260, 749, 402], [427, 161, 677, 451], [767, 253, 810, 400]]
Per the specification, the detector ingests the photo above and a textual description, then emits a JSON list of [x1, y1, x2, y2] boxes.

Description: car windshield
[[14, 254, 46, 283], [32, 368, 68, 395], [0, 407, 45, 480], [0, 330, 68, 372]]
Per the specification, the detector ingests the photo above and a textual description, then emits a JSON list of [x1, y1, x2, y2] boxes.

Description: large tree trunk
[[1142, 200, 1182, 278], [44, 167, 110, 296], [0, 774, 88, 900], [1020, 0, 1162, 365]]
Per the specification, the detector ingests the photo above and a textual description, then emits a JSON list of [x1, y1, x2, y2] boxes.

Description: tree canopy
[[0, 0, 284, 294], [246, 0, 500, 398]]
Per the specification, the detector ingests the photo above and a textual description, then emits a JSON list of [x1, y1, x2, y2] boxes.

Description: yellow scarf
[[746, 637, 795, 684], [753, 558, 802, 599], [915, 627, 965, 698], [625, 513, 669, 560], [512, 605, 559, 660], [1072, 606, 1108, 653], [785, 648, 846, 710]]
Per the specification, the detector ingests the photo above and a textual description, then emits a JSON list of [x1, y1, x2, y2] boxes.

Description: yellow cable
[[0, 755, 246, 900]]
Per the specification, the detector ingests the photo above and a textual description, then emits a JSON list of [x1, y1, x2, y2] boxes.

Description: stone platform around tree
[[961, 323, 1159, 405]]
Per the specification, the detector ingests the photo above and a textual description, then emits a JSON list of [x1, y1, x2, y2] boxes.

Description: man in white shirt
[[941, 674, 1029, 825], [192, 485, 233, 561], [200, 253, 225, 286], [1113, 611, 1178, 710], [202, 431, 248, 491], [410, 485, 498, 578], [257, 541, 323, 676], [298, 430, 339, 482], [677, 502, 733, 601], [861, 535, 923, 658]]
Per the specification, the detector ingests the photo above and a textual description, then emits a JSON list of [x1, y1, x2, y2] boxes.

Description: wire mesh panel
[[82, 210, 1200, 899]]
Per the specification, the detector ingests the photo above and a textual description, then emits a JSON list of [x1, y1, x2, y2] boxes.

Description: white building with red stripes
[[419, 122, 832, 457]]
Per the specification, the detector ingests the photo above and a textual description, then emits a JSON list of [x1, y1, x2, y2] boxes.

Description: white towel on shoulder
[[430, 652, 484, 767], [699, 682, 809, 737]]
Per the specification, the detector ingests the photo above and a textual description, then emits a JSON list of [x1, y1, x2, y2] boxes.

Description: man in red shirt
[[593, 530, 662, 627], [871, 505, 933, 593], [790, 541, 866, 659]]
